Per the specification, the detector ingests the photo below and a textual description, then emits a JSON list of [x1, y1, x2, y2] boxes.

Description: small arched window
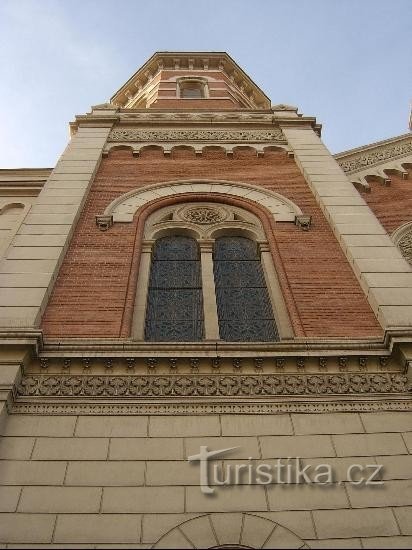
[[145, 235, 204, 341], [178, 78, 208, 99], [213, 236, 278, 341]]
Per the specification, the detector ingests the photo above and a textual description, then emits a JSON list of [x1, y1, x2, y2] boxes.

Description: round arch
[[151, 512, 308, 549], [101, 179, 303, 225]]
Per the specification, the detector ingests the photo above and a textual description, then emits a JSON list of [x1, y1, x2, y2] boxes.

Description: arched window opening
[[178, 78, 208, 99], [213, 236, 279, 342], [145, 235, 204, 341]]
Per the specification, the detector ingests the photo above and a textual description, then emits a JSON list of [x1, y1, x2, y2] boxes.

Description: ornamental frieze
[[11, 400, 412, 415], [108, 128, 286, 143], [18, 372, 410, 398], [336, 138, 412, 173]]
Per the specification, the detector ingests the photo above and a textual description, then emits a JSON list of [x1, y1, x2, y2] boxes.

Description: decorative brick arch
[[151, 512, 308, 549], [100, 179, 303, 225]]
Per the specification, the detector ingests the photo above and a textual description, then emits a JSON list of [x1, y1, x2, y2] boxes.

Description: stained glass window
[[145, 236, 204, 341], [213, 236, 279, 341]]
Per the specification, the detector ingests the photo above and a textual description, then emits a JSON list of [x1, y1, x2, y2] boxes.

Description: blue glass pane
[[146, 289, 203, 320], [213, 236, 279, 342], [216, 288, 275, 320], [145, 320, 203, 341], [214, 260, 265, 287], [145, 236, 203, 341], [149, 261, 201, 288], [213, 236, 258, 260], [153, 236, 199, 260]]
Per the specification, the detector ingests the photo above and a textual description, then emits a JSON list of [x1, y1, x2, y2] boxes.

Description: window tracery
[[134, 202, 292, 342]]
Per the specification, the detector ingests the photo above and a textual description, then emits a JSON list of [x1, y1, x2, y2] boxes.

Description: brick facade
[[41, 147, 382, 338], [362, 170, 412, 234]]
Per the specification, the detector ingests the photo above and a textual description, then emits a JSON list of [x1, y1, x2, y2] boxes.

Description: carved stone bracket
[[295, 214, 312, 231], [95, 214, 113, 231]]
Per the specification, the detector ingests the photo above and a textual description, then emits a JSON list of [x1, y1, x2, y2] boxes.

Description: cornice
[[39, 337, 388, 356], [335, 133, 412, 174], [0, 168, 50, 193], [69, 110, 320, 136], [0, 168, 52, 181], [0, 329, 43, 353]]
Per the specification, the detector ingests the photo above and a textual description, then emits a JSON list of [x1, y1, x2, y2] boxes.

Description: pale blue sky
[[0, 0, 410, 167]]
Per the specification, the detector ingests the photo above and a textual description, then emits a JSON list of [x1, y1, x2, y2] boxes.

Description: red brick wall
[[41, 147, 382, 338], [361, 170, 412, 233]]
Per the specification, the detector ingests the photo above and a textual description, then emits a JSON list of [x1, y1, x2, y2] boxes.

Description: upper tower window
[[177, 78, 208, 99]]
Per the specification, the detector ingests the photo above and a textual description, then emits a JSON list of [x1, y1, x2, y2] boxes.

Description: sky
[[0, 0, 411, 168]]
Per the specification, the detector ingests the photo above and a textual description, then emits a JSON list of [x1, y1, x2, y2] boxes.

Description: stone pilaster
[[0, 124, 114, 328]]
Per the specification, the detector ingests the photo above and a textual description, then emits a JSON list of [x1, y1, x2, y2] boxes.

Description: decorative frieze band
[[18, 372, 410, 398], [11, 399, 412, 416], [108, 128, 286, 143], [336, 137, 412, 174]]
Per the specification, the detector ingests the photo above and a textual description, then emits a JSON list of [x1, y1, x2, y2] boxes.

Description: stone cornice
[[69, 108, 320, 135], [0, 329, 43, 353], [0, 168, 50, 193], [39, 337, 388, 356], [335, 133, 412, 174]]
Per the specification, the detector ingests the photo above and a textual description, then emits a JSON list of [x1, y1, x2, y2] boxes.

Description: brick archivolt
[[101, 179, 303, 225]]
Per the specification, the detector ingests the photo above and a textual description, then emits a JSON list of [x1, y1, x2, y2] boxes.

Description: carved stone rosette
[[18, 372, 410, 398]]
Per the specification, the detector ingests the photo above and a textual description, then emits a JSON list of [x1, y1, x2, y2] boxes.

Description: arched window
[[135, 202, 293, 342], [177, 78, 208, 99], [213, 236, 278, 341], [145, 235, 204, 341]]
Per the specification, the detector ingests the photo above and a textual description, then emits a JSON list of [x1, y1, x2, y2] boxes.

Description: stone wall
[[0, 410, 411, 547]]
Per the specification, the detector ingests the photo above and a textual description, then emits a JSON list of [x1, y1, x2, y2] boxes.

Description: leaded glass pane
[[213, 236, 279, 342], [216, 288, 274, 319], [219, 320, 277, 342], [214, 236, 258, 261], [149, 261, 201, 288], [145, 236, 203, 341], [214, 260, 265, 287], [153, 236, 199, 261]]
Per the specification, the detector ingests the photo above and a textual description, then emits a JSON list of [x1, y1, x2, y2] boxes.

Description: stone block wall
[[0, 410, 411, 547]]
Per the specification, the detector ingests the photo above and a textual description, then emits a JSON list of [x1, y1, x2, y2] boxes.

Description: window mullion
[[132, 240, 154, 340], [199, 240, 220, 340]]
